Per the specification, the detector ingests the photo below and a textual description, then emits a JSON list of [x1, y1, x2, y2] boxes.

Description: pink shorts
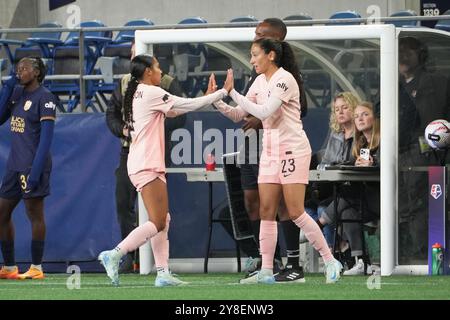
[[129, 170, 167, 192], [258, 153, 311, 185]]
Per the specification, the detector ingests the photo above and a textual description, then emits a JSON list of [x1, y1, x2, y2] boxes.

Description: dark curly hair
[[123, 54, 154, 132], [19, 56, 47, 83], [252, 38, 307, 117]]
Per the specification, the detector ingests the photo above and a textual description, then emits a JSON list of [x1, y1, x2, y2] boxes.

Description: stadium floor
[[0, 273, 449, 300]]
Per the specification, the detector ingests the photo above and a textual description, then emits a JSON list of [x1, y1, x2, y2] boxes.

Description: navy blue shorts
[[0, 169, 51, 199]]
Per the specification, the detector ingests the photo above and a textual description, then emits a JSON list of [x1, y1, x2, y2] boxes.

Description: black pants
[[115, 149, 138, 240]]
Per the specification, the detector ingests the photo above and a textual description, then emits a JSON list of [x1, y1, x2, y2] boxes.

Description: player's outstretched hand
[[205, 73, 218, 95], [223, 69, 234, 93]]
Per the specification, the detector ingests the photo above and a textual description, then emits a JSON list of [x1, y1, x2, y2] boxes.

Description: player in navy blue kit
[[0, 57, 57, 280]]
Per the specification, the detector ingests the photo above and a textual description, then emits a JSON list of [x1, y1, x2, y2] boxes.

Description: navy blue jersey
[[6, 85, 57, 171]]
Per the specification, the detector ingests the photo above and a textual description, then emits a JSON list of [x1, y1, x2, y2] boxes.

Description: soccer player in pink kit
[[210, 38, 343, 284], [98, 54, 231, 286]]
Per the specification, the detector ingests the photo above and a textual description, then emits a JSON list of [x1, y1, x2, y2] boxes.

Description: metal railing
[[1, 15, 449, 111]]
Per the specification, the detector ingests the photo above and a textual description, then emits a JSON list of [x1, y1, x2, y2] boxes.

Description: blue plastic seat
[[49, 21, 112, 112], [96, 19, 154, 109], [435, 10, 450, 32], [114, 18, 154, 44], [284, 14, 313, 21], [24, 22, 62, 45], [230, 16, 258, 23], [0, 22, 63, 77], [178, 17, 208, 24], [389, 10, 418, 27], [15, 22, 63, 69], [176, 17, 208, 97], [284, 14, 313, 26], [327, 11, 361, 25]]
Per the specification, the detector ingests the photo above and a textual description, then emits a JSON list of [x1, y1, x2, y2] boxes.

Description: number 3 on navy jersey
[[20, 174, 27, 190], [281, 159, 296, 173]]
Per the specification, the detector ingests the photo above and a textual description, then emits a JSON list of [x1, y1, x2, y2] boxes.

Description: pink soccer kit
[[127, 84, 172, 190], [216, 67, 312, 184]]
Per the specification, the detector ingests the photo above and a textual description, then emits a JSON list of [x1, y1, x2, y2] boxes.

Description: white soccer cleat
[[239, 269, 275, 284], [154, 272, 189, 287], [98, 250, 121, 286], [325, 259, 343, 284]]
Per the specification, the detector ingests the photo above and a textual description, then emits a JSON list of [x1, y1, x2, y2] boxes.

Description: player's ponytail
[[123, 54, 154, 133], [254, 39, 307, 117], [279, 41, 307, 117]]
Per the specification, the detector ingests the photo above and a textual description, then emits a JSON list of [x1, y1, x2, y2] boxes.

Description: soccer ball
[[424, 119, 450, 149]]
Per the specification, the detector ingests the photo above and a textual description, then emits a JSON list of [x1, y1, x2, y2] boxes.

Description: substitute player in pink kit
[[210, 38, 343, 284], [98, 54, 230, 286]]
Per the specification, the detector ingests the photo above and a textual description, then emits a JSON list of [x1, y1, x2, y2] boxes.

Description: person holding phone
[[316, 101, 380, 275], [353, 101, 380, 167]]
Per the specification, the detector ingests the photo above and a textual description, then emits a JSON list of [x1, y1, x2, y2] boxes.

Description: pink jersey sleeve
[[135, 85, 175, 115], [270, 72, 297, 104], [213, 82, 258, 122], [245, 83, 258, 104]]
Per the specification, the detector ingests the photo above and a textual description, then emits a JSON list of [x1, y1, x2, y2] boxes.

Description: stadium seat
[[283, 13, 313, 25], [25, 22, 62, 40], [327, 10, 361, 25], [49, 21, 112, 112], [113, 18, 154, 44], [175, 17, 208, 97], [229, 16, 258, 23], [102, 18, 154, 75], [389, 10, 418, 27], [178, 17, 208, 25], [13, 22, 63, 76], [96, 19, 155, 107], [0, 34, 26, 74], [435, 10, 450, 32], [0, 22, 63, 77]]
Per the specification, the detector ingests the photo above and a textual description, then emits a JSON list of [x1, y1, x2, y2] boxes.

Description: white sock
[[4, 266, 17, 271], [156, 267, 169, 276], [113, 246, 125, 259], [31, 264, 42, 271]]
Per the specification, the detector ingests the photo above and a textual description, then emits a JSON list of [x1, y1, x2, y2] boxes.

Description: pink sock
[[293, 213, 334, 263], [117, 221, 158, 255], [259, 220, 278, 270], [150, 213, 170, 270]]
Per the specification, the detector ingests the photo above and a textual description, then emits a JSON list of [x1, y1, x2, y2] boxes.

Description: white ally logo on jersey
[[45, 102, 56, 111]]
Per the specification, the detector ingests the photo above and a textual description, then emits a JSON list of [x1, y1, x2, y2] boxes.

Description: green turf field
[[0, 273, 449, 300]]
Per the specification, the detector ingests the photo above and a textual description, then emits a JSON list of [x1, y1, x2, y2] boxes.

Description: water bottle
[[432, 243, 443, 275], [205, 153, 216, 171]]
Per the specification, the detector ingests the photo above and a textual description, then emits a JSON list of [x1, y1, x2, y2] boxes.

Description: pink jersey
[[248, 67, 311, 159], [127, 84, 175, 175]]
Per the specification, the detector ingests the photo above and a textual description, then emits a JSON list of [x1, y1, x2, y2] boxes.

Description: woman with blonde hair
[[319, 92, 359, 167], [318, 100, 381, 275], [352, 101, 380, 166]]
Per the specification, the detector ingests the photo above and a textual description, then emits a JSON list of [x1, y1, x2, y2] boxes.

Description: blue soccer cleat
[[154, 272, 188, 287], [239, 269, 275, 284], [98, 250, 121, 286], [325, 259, 343, 284]]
